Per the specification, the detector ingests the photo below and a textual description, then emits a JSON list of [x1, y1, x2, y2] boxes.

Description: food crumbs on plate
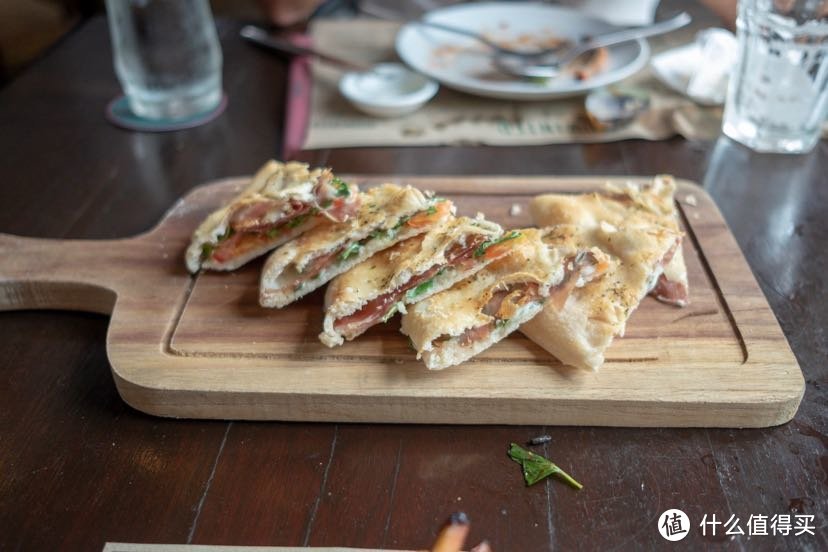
[[508, 442, 583, 489], [684, 193, 698, 206], [528, 434, 552, 446], [509, 203, 522, 216]]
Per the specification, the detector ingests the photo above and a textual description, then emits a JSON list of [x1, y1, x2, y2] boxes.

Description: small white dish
[[338, 63, 439, 118]]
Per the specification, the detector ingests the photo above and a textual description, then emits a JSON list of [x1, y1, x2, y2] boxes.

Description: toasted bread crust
[[318, 216, 504, 346], [521, 175, 686, 370], [259, 184, 452, 308], [400, 228, 564, 370]]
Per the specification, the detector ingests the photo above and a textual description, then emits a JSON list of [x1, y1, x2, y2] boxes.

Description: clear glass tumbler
[[723, 0, 828, 153], [105, 0, 223, 120]]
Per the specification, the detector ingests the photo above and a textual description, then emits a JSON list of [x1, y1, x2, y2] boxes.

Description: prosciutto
[[207, 178, 359, 264], [333, 234, 492, 337]]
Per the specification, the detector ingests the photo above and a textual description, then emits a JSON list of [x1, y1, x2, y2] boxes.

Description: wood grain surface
[[1, 9, 825, 552], [0, 175, 803, 426]]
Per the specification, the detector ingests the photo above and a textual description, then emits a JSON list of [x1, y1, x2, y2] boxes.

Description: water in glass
[[723, 0, 828, 153], [106, 0, 223, 120]]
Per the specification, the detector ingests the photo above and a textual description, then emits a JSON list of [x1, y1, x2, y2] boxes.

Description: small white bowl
[[338, 62, 439, 118]]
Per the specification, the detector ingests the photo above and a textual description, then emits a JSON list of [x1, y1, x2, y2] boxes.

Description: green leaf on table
[[507, 443, 583, 490]]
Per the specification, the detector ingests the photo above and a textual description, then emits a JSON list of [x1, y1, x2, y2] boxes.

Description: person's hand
[[257, 0, 324, 26]]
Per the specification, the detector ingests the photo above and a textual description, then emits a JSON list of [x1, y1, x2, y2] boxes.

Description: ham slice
[[652, 274, 688, 305], [333, 234, 492, 337], [453, 282, 542, 348]]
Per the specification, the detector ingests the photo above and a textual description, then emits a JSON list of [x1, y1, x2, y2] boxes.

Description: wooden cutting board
[[0, 175, 804, 427]]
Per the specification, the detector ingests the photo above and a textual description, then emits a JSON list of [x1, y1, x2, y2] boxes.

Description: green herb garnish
[[495, 318, 510, 329], [405, 278, 434, 302], [425, 205, 437, 216], [370, 228, 389, 240], [200, 227, 235, 261], [474, 230, 522, 258], [392, 215, 410, 230], [218, 227, 233, 241], [381, 301, 405, 323], [288, 213, 311, 229], [266, 227, 281, 238], [332, 177, 350, 197], [200, 243, 214, 261], [507, 443, 582, 489], [339, 242, 362, 262]]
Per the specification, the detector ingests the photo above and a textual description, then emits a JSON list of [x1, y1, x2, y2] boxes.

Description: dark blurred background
[[0, 0, 303, 84]]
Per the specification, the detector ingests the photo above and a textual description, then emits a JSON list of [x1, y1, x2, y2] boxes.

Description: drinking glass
[[722, 0, 828, 153], [105, 0, 223, 120]]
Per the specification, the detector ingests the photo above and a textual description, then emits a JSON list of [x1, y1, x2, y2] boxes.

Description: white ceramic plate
[[395, 2, 650, 101]]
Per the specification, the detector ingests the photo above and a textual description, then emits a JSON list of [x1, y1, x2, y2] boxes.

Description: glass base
[[125, 85, 222, 121], [722, 118, 820, 155]]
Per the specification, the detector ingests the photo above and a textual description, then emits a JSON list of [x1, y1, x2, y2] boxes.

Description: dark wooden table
[[1, 14, 825, 552]]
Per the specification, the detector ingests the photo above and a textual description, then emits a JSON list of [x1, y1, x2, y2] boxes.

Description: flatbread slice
[[400, 228, 610, 370], [320, 215, 510, 347], [594, 179, 688, 295], [259, 184, 453, 308], [521, 175, 687, 370], [185, 160, 360, 273]]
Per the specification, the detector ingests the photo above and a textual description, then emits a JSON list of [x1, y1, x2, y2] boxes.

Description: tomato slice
[[406, 200, 451, 228]]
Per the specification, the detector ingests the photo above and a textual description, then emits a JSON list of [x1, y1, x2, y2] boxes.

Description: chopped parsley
[[425, 205, 437, 216], [474, 230, 522, 258], [392, 215, 411, 231], [495, 318, 510, 329], [381, 301, 406, 323], [200, 227, 234, 261], [338, 242, 362, 262], [266, 227, 281, 238], [405, 278, 435, 302], [332, 177, 350, 197], [370, 228, 389, 240], [287, 213, 311, 229]]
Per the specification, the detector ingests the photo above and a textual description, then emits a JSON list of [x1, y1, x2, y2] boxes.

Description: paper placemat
[[297, 19, 723, 151]]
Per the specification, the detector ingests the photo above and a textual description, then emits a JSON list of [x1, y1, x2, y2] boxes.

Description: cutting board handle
[[0, 233, 139, 315]]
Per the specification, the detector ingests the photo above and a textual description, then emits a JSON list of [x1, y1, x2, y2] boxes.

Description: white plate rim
[[395, 1, 651, 101]]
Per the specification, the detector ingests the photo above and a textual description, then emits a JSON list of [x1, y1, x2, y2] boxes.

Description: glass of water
[[105, 0, 223, 121], [723, 0, 828, 153]]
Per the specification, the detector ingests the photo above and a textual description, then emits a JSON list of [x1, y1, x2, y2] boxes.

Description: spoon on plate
[[361, 5, 691, 79], [495, 12, 692, 78]]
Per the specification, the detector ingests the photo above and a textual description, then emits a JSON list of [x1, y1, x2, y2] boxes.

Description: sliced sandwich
[[521, 175, 687, 370], [400, 228, 610, 370], [611, 176, 688, 306], [185, 160, 360, 273], [320, 215, 515, 347], [259, 184, 453, 308]]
